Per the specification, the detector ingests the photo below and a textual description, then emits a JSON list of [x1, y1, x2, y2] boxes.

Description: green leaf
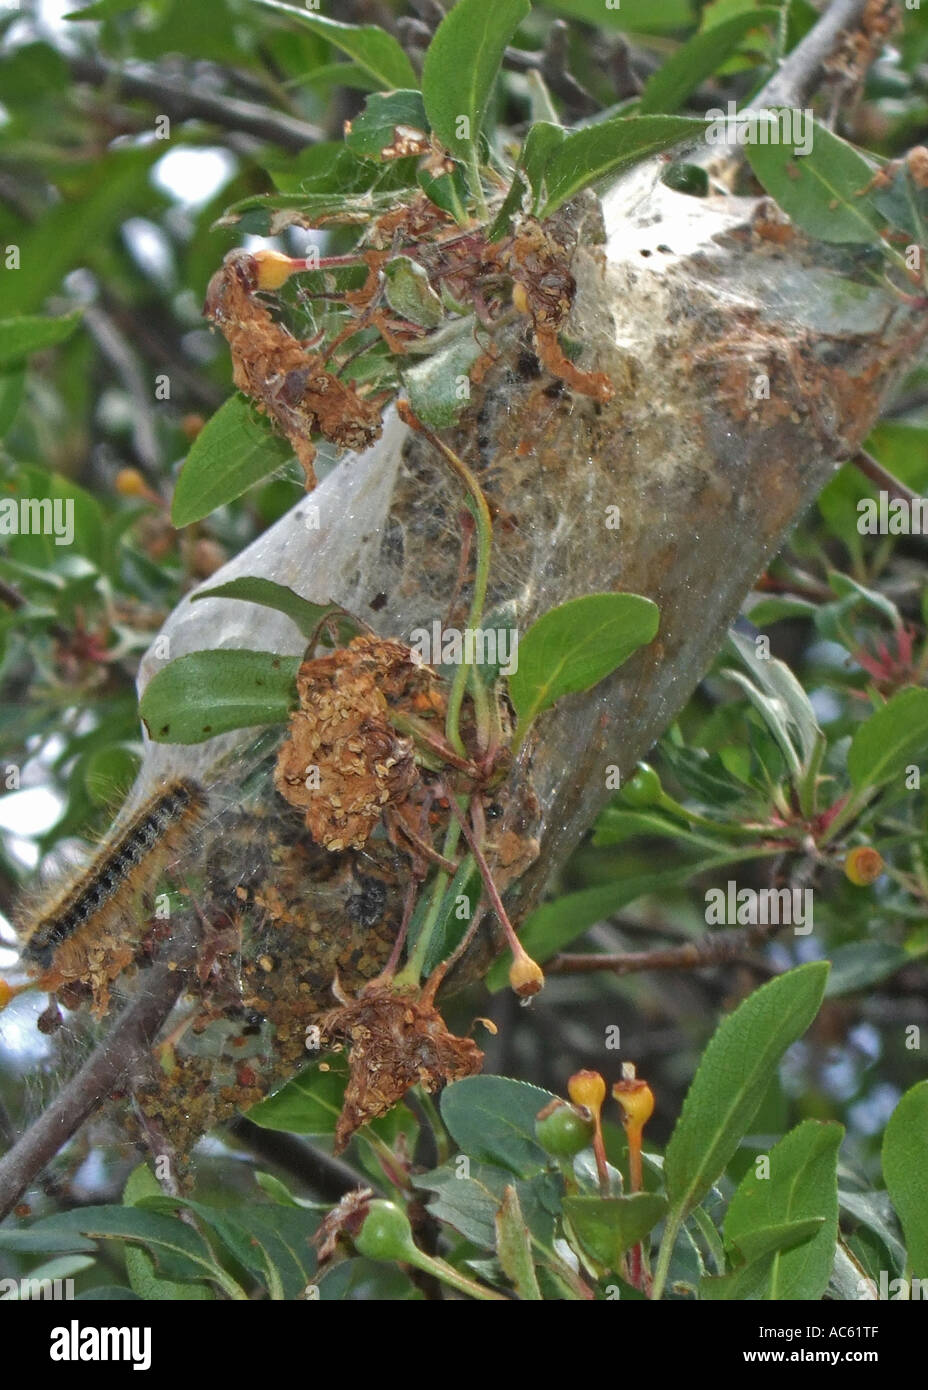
[[847, 688, 928, 793], [701, 1221, 827, 1301], [154, 1196, 319, 1301], [247, 1057, 348, 1135], [486, 170, 529, 242], [564, 1193, 668, 1270], [413, 852, 481, 975], [638, 9, 780, 115], [882, 1081, 928, 1278], [496, 1185, 542, 1299], [139, 650, 299, 744], [0, 1227, 96, 1255], [414, 1162, 507, 1248], [746, 595, 818, 626], [346, 90, 429, 160], [251, 1, 417, 89], [440, 1076, 556, 1178], [871, 163, 928, 243], [828, 572, 902, 629], [745, 121, 885, 245], [0, 311, 83, 368], [838, 1189, 907, 1275], [417, 161, 469, 220], [518, 120, 567, 212], [538, 116, 705, 218], [0, 148, 159, 317], [0, 465, 104, 567], [217, 188, 406, 232], [414, 1162, 559, 1252], [171, 395, 295, 527], [384, 256, 444, 328], [22, 1206, 235, 1290], [508, 593, 659, 743], [0, 1255, 95, 1296], [191, 577, 347, 642], [401, 316, 484, 427], [722, 1120, 842, 1299], [123, 1166, 214, 1301], [725, 1216, 826, 1266], [422, 0, 530, 161], [825, 942, 912, 997], [544, 0, 694, 34], [663, 963, 829, 1218], [0, 367, 24, 436], [726, 630, 823, 777]]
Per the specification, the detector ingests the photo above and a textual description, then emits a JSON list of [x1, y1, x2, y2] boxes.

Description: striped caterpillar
[[17, 778, 207, 1015]]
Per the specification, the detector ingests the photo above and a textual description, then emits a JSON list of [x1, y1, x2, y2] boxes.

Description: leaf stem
[[394, 817, 464, 987], [397, 401, 493, 758], [467, 146, 490, 221], [651, 1210, 682, 1301]]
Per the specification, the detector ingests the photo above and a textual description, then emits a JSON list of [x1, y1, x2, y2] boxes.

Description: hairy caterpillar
[[17, 778, 208, 1013]]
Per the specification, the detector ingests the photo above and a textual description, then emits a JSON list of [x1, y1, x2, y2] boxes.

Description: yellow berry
[[512, 281, 530, 314], [568, 1069, 606, 1112], [115, 467, 147, 497], [252, 249, 298, 290], [844, 846, 885, 886], [509, 949, 545, 997], [181, 413, 205, 441], [613, 1077, 655, 1129]]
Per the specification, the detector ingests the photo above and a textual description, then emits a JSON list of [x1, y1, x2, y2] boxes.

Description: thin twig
[[751, 0, 874, 112], [851, 447, 921, 507], [226, 1117, 367, 1201], [0, 926, 199, 1222], [83, 306, 161, 474], [68, 54, 323, 153], [546, 920, 784, 978]]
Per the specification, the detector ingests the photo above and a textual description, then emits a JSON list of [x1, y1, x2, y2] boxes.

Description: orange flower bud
[[568, 1069, 606, 1112], [0, 979, 13, 1011], [509, 949, 545, 997], [844, 846, 885, 886]]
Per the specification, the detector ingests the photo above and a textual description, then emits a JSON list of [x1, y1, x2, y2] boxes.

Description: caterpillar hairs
[[17, 777, 208, 1014]]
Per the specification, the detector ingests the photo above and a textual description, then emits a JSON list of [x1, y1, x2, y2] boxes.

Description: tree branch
[[83, 306, 161, 474], [852, 446, 922, 508], [225, 1117, 366, 1202], [0, 927, 199, 1222], [68, 54, 323, 153], [546, 921, 784, 978], [753, 0, 881, 111]]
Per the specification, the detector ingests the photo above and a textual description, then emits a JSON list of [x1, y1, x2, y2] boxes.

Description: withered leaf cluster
[[274, 635, 446, 852], [205, 194, 612, 478], [320, 986, 484, 1151], [203, 249, 383, 488], [493, 217, 614, 404]]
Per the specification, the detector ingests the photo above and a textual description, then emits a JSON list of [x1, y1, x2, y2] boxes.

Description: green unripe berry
[[620, 763, 662, 808], [535, 1100, 595, 1158], [354, 1200, 416, 1263]]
